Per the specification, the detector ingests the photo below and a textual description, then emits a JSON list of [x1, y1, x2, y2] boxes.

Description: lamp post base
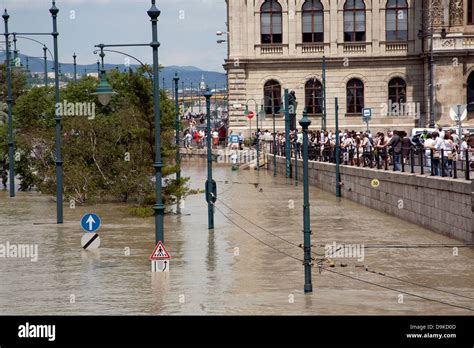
[[304, 284, 313, 293]]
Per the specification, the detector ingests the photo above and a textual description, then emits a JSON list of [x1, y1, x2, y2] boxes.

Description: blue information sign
[[362, 108, 372, 120], [81, 213, 101, 233]]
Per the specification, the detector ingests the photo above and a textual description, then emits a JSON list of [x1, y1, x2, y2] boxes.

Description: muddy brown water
[[0, 164, 473, 314]]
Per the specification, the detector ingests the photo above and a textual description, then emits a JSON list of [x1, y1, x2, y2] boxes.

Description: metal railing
[[270, 141, 473, 181]]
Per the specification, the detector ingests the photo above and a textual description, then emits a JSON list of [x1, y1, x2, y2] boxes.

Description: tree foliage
[[1, 65, 189, 211]]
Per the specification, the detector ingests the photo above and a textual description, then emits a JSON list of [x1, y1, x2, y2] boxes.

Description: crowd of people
[[182, 111, 228, 150], [260, 127, 473, 178]]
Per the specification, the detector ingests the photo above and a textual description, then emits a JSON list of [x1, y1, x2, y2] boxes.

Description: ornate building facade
[[224, 0, 474, 134]]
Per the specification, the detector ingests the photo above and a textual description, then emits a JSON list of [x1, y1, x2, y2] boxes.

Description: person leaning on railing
[[423, 133, 435, 170], [376, 132, 389, 168]]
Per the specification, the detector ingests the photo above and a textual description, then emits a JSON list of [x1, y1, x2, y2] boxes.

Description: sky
[[1, 0, 227, 72]]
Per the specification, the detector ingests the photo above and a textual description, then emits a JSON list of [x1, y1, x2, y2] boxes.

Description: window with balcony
[[388, 77, 407, 105], [261, 0, 283, 44], [346, 78, 364, 114], [344, 0, 366, 42], [386, 0, 408, 41], [264, 80, 282, 114], [302, 0, 324, 43], [305, 79, 323, 115]]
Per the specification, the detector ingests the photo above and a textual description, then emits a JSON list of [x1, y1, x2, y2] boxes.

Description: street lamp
[[204, 86, 216, 230], [92, 46, 116, 106], [91, 0, 165, 243], [3, 2, 62, 212], [7, 35, 53, 87], [2, 10, 15, 197], [299, 109, 313, 293], [73, 52, 77, 82], [173, 72, 181, 214], [43, 45, 48, 86]]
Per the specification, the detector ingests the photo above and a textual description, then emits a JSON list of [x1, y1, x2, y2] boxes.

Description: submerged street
[[0, 164, 473, 315]]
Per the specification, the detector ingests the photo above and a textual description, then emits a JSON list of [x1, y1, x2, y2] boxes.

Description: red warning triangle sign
[[149, 241, 171, 260]]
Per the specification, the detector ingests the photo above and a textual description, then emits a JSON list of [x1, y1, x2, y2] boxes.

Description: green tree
[[11, 67, 189, 212]]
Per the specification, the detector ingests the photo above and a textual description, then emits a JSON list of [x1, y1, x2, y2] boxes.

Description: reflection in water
[[0, 163, 473, 315]]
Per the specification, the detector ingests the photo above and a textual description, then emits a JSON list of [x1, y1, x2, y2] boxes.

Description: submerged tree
[[10, 67, 189, 212]]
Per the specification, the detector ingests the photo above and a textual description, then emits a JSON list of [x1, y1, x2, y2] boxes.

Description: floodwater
[[0, 164, 473, 315]]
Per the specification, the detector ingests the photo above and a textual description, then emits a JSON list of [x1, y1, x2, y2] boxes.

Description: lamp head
[[2, 9, 9, 21], [92, 70, 116, 106], [49, 1, 59, 16], [204, 86, 213, 99], [299, 110, 311, 129], [147, 0, 161, 19], [173, 72, 179, 82]]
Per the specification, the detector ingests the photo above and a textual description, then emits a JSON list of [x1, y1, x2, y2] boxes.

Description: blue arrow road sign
[[81, 213, 101, 233]]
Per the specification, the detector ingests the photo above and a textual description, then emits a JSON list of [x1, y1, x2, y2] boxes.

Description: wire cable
[[215, 196, 326, 257], [317, 243, 474, 249], [366, 269, 474, 301], [317, 266, 474, 312], [213, 203, 304, 263]]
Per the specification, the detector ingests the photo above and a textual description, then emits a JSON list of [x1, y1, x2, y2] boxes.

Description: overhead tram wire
[[215, 196, 325, 257], [366, 269, 474, 301], [212, 202, 304, 263], [317, 266, 474, 313], [219, 167, 310, 239], [213, 200, 474, 312], [210, 198, 474, 312], [317, 243, 474, 249]]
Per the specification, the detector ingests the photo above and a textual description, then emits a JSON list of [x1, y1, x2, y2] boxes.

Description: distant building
[[225, 0, 474, 135]]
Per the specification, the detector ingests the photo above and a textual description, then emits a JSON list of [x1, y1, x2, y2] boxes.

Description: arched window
[[305, 79, 323, 114], [344, 0, 366, 42], [264, 80, 282, 114], [261, 0, 283, 44], [467, 72, 474, 112], [302, 0, 324, 43], [388, 77, 406, 105], [346, 78, 364, 114], [386, 0, 408, 41]]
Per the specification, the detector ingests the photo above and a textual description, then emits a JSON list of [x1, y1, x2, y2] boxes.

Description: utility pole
[[299, 110, 313, 294]]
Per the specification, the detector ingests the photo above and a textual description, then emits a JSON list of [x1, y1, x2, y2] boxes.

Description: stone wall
[[267, 155, 474, 243]]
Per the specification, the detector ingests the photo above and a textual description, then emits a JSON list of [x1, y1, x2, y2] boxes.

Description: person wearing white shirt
[[423, 134, 435, 169]]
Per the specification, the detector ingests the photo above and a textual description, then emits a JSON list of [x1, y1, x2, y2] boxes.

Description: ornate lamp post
[[43, 45, 48, 86], [2, 10, 14, 197], [173, 72, 181, 214], [73, 52, 77, 82], [3, 1, 62, 212], [299, 110, 313, 293], [204, 86, 216, 230], [92, 0, 165, 243]]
